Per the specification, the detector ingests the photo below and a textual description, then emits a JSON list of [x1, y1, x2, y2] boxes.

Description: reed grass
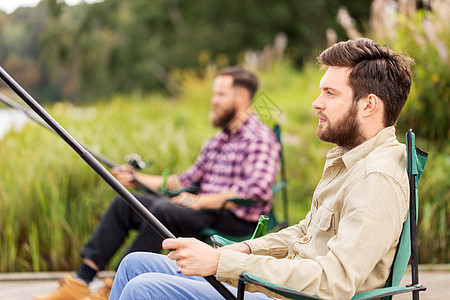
[[0, 61, 447, 272]]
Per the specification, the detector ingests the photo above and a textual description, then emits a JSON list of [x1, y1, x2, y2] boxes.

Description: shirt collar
[[219, 114, 257, 140], [328, 126, 397, 170]]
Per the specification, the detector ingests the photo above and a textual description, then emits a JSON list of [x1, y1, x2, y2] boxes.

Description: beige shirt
[[216, 126, 409, 299]]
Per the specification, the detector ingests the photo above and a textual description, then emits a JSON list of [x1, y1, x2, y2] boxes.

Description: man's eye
[[327, 91, 334, 96]]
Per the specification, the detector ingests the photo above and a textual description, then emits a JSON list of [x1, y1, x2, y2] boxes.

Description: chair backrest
[[271, 124, 289, 229], [384, 130, 428, 297]]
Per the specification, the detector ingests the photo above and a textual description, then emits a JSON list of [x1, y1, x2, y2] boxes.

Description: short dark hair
[[318, 38, 414, 126], [218, 66, 259, 99]]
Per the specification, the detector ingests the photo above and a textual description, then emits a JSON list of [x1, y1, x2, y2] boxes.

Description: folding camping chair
[[234, 129, 428, 300]]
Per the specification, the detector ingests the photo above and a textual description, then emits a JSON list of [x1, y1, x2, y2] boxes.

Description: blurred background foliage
[[1, 0, 372, 101], [0, 0, 448, 271]]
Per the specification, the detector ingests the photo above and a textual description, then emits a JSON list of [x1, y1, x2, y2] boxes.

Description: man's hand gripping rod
[[0, 66, 236, 300]]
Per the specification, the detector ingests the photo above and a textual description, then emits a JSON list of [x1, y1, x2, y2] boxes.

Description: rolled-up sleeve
[[244, 214, 310, 257]]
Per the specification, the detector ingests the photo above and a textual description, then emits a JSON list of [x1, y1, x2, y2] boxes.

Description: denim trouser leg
[[110, 252, 272, 300]]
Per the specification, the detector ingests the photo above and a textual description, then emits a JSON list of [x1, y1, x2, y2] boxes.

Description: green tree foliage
[[1, 0, 372, 101], [0, 3, 56, 100]]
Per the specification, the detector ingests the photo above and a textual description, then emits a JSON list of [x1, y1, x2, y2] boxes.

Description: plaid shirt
[[178, 115, 280, 222]]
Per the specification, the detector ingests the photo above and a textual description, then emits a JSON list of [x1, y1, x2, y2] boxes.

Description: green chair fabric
[[236, 129, 428, 300]]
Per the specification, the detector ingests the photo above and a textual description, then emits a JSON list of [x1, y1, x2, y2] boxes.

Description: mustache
[[317, 112, 327, 120]]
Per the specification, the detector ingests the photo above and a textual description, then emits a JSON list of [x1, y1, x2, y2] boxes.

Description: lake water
[[0, 109, 28, 140]]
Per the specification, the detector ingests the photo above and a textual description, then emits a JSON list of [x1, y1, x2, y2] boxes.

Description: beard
[[317, 102, 364, 151], [210, 106, 237, 129]]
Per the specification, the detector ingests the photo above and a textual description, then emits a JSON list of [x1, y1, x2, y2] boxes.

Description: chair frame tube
[[407, 130, 420, 300]]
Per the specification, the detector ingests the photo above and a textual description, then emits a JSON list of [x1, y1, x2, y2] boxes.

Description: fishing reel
[[125, 153, 153, 170]]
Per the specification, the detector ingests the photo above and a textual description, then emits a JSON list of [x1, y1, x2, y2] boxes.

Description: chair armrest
[[210, 234, 237, 247], [225, 198, 259, 206], [351, 285, 426, 300], [239, 273, 426, 300], [165, 186, 200, 197], [239, 273, 321, 300]]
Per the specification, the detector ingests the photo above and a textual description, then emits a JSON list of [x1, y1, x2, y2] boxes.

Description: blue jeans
[[109, 252, 272, 300]]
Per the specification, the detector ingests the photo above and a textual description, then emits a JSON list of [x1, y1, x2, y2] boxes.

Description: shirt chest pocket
[[312, 205, 335, 233], [290, 207, 334, 259]]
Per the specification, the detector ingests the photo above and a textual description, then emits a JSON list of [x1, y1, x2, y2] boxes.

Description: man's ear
[[359, 93, 382, 118], [235, 87, 251, 107]]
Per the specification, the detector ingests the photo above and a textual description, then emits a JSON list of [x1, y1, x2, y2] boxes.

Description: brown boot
[[79, 278, 113, 300], [33, 273, 90, 300]]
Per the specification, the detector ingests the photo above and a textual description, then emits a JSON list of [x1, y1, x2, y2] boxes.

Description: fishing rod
[[0, 67, 236, 300], [0, 92, 157, 194]]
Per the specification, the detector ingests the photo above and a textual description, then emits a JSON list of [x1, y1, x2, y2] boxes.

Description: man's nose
[[312, 95, 324, 110], [211, 95, 219, 105]]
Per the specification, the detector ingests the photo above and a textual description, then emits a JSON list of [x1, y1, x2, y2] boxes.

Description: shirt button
[[299, 235, 311, 244]]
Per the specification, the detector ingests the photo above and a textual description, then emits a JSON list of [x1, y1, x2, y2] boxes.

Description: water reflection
[[0, 109, 28, 140]]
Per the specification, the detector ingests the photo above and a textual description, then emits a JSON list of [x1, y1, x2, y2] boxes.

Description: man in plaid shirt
[[34, 66, 280, 300], [176, 112, 279, 223]]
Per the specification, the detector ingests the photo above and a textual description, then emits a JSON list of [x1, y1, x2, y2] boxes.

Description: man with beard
[[108, 38, 415, 300], [34, 66, 280, 300]]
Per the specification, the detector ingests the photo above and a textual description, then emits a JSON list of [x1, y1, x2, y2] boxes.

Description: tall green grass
[[0, 61, 448, 272], [0, 91, 215, 271], [379, 3, 450, 264]]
